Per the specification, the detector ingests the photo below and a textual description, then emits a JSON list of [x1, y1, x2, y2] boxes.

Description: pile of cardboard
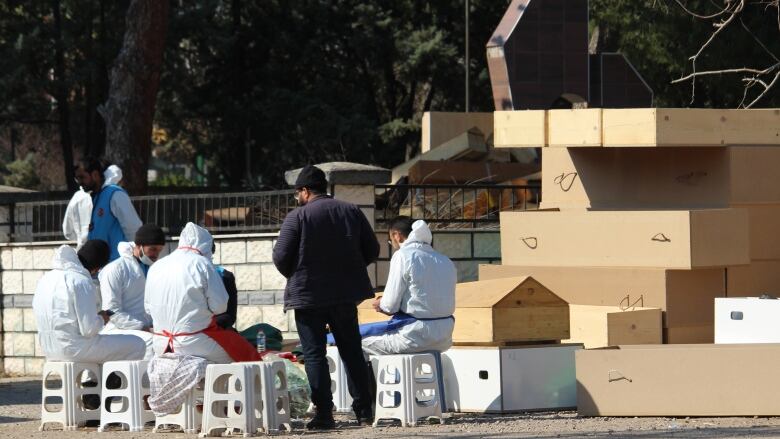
[[490, 108, 780, 345], [491, 107, 780, 416]]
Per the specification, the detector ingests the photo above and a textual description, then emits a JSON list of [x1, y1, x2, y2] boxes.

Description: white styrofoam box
[[715, 297, 780, 344], [441, 344, 581, 413]]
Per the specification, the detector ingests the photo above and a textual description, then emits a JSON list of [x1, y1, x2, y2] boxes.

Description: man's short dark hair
[[388, 216, 414, 238], [77, 156, 108, 175]]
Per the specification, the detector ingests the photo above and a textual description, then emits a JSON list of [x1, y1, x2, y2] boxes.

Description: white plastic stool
[[40, 361, 102, 431], [153, 381, 204, 434], [372, 353, 443, 427], [325, 346, 353, 413], [199, 363, 260, 437], [253, 360, 291, 433], [98, 360, 154, 432]]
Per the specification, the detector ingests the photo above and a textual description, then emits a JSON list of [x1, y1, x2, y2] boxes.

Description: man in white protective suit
[[62, 164, 124, 249], [99, 224, 167, 360], [145, 222, 260, 364], [33, 240, 146, 363], [361, 217, 457, 355]]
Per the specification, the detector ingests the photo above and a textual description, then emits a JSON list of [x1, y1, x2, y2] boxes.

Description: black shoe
[[354, 407, 374, 426], [306, 412, 336, 430]]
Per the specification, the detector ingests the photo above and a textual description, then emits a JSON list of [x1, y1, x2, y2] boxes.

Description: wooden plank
[[547, 109, 602, 147], [494, 110, 546, 148]]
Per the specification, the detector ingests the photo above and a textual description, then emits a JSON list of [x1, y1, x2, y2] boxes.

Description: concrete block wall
[[0, 234, 294, 376]]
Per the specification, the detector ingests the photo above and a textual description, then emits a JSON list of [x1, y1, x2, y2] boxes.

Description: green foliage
[[149, 172, 196, 188], [2, 153, 41, 189]]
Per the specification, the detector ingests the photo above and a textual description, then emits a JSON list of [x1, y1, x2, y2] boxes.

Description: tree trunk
[[52, 0, 77, 192], [99, 0, 169, 194]]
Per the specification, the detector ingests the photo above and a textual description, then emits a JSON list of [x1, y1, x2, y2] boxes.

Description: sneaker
[[306, 412, 336, 430]]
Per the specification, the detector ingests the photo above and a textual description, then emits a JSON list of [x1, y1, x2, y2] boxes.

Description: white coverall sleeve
[[99, 265, 145, 330], [204, 262, 229, 315], [379, 251, 408, 315], [74, 280, 104, 337], [110, 191, 142, 242]]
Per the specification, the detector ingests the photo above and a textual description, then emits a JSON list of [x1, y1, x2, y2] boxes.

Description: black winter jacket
[[272, 196, 379, 310]]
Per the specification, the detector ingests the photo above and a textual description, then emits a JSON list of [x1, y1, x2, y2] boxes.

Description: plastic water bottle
[[256, 331, 266, 354]]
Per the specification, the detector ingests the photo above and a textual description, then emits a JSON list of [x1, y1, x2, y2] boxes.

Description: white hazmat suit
[[362, 220, 457, 355], [144, 223, 231, 363], [99, 242, 155, 359], [33, 245, 146, 363], [62, 165, 126, 248]]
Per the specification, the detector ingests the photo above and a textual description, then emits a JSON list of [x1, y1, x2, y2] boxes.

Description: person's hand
[[372, 298, 383, 313], [98, 311, 111, 324], [143, 326, 154, 333]]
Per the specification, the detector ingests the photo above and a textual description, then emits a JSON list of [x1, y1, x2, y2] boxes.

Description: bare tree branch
[[745, 69, 780, 107], [671, 64, 779, 83]]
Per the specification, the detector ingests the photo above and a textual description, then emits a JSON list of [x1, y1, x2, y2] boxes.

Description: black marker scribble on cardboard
[[553, 172, 578, 192]]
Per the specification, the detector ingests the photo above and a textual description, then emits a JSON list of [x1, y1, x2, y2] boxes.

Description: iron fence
[[374, 183, 541, 230], [3, 190, 296, 242]]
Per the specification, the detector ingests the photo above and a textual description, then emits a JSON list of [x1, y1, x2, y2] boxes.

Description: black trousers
[[294, 303, 373, 414]]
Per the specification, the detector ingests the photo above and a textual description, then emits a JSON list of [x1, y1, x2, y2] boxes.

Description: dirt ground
[[4, 377, 780, 438]]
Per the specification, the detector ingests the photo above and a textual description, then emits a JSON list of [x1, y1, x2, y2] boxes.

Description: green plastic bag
[[239, 323, 283, 352]]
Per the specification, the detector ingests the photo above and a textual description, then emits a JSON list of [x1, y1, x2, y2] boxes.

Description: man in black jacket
[[273, 165, 379, 430]]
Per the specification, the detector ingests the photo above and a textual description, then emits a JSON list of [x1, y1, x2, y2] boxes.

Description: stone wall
[[0, 228, 500, 376]]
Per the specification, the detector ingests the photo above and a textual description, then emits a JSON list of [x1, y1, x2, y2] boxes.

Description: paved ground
[[4, 377, 780, 438]]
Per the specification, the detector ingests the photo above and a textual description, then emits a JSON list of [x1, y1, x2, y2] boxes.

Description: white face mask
[[139, 247, 155, 266]]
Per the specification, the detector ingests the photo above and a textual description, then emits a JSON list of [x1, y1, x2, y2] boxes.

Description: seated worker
[[211, 242, 238, 330], [99, 224, 167, 359], [33, 240, 146, 363], [361, 217, 457, 355], [144, 223, 259, 363]]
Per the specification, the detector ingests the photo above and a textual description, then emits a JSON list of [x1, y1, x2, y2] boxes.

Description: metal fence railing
[[374, 183, 541, 230], [4, 190, 297, 242]]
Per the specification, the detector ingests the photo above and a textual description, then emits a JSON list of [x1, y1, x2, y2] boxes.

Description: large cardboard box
[[738, 204, 780, 260], [540, 147, 780, 210], [443, 344, 581, 413], [564, 305, 662, 348], [726, 260, 780, 297], [494, 108, 780, 148], [478, 264, 724, 330], [453, 276, 569, 343], [422, 111, 493, 153], [500, 209, 749, 269], [576, 344, 780, 416]]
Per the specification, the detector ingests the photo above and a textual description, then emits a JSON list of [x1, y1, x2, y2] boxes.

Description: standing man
[[273, 165, 379, 430], [63, 164, 123, 249], [33, 240, 146, 363], [74, 157, 142, 261], [99, 224, 167, 359]]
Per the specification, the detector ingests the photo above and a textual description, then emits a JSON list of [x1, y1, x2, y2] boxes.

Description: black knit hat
[[78, 240, 110, 271], [135, 224, 166, 246], [294, 165, 327, 191]]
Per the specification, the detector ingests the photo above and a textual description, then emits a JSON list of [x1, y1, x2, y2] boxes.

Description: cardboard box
[[541, 147, 780, 209], [715, 297, 780, 344], [500, 209, 749, 269], [494, 108, 780, 148], [663, 324, 713, 344], [422, 111, 493, 153], [726, 260, 780, 297], [452, 276, 569, 343], [576, 344, 780, 416], [564, 305, 662, 348], [478, 264, 725, 329], [737, 204, 780, 260], [443, 344, 581, 413]]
